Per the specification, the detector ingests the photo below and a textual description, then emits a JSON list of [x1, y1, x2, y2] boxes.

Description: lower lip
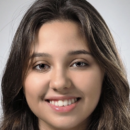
[[47, 101, 78, 112]]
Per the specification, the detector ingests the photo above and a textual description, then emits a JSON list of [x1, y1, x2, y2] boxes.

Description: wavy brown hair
[[1, 0, 130, 130]]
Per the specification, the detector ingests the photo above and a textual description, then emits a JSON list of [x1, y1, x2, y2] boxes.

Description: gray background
[[0, 0, 130, 116]]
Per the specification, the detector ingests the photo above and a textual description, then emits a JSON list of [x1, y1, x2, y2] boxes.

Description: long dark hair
[[1, 0, 130, 129]]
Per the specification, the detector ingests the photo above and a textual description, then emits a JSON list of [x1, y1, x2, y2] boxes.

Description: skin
[[24, 20, 104, 130]]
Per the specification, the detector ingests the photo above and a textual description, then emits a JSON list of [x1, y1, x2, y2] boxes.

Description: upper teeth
[[49, 98, 77, 107]]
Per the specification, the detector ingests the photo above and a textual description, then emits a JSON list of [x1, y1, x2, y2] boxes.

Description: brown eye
[[33, 63, 50, 71], [72, 62, 88, 67]]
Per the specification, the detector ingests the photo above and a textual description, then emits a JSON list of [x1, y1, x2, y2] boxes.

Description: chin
[[41, 116, 87, 130], [49, 123, 78, 130]]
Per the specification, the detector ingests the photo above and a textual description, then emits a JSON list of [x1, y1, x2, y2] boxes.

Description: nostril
[[52, 87, 68, 91], [53, 88, 57, 91]]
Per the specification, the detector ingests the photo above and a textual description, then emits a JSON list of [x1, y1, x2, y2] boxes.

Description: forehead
[[38, 20, 83, 38], [35, 20, 89, 54]]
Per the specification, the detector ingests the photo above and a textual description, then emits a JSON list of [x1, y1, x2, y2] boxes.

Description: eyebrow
[[30, 50, 92, 59], [68, 50, 92, 56], [30, 52, 52, 59]]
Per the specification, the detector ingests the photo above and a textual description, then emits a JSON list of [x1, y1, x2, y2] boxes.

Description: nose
[[49, 67, 72, 93]]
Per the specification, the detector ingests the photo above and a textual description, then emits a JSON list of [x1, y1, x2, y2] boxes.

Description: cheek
[[24, 73, 49, 101], [71, 66, 104, 105], [73, 69, 103, 91]]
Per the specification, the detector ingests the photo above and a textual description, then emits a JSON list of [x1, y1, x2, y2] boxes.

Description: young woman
[[1, 0, 130, 130]]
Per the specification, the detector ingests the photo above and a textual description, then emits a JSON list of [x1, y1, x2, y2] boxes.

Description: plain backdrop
[[0, 0, 130, 116]]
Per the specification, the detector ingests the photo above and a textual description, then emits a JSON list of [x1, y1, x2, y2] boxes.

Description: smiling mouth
[[45, 98, 81, 107]]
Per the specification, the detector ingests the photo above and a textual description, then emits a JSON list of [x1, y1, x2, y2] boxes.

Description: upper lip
[[45, 96, 80, 101]]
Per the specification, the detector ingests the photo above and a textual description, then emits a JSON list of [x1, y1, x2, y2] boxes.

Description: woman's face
[[24, 20, 104, 130]]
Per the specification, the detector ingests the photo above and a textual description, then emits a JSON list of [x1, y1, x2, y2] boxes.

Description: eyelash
[[33, 61, 89, 71]]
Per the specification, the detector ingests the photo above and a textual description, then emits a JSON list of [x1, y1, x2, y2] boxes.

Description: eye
[[71, 61, 88, 67], [33, 63, 50, 71]]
